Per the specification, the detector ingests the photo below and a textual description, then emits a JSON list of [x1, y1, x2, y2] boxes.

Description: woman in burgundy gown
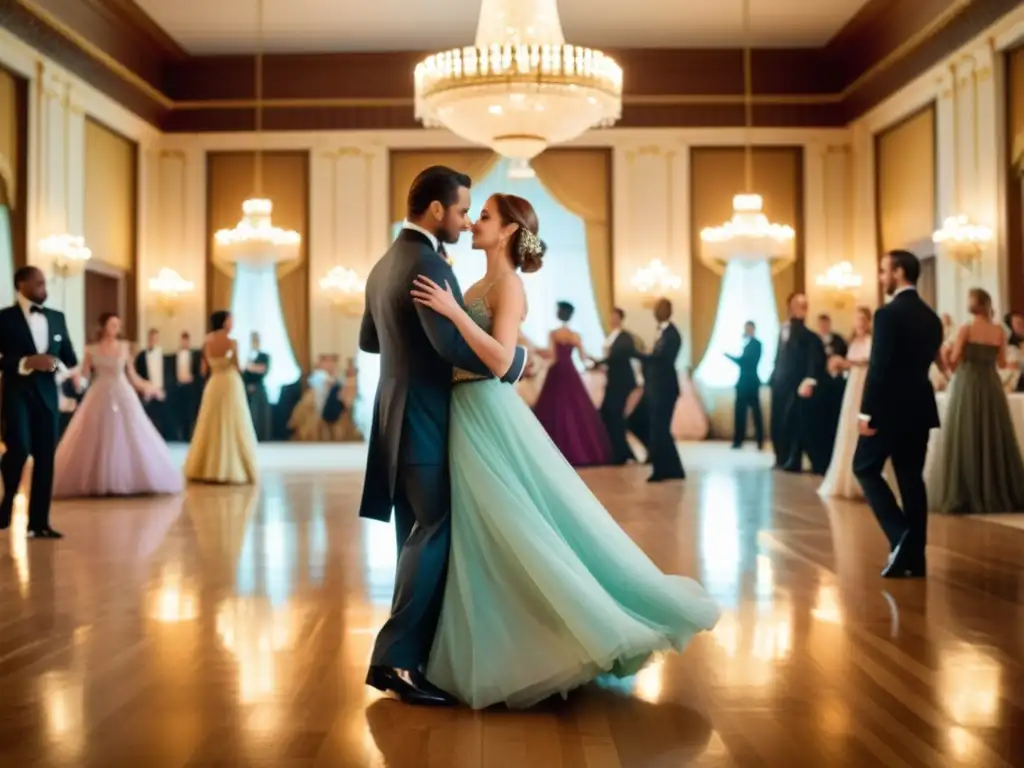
[[532, 302, 612, 466]]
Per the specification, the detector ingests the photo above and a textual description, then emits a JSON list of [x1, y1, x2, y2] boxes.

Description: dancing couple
[[358, 166, 719, 710]]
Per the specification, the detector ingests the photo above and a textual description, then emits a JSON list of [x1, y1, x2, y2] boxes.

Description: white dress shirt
[[16, 294, 66, 377], [176, 349, 193, 384], [145, 346, 164, 390]]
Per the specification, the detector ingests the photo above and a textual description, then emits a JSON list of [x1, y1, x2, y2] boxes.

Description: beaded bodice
[[452, 298, 493, 383]]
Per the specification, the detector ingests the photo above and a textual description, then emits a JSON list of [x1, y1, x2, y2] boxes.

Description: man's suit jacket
[[595, 331, 638, 406], [728, 337, 762, 393], [357, 228, 527, 523], [771, 320, 825, 392], [0, 304, 78, 416], [860, 289, 943, 432], [636, 323, 682, 403]]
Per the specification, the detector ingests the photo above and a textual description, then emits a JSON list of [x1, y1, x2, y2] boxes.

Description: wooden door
[[84, 270, 121, 342]]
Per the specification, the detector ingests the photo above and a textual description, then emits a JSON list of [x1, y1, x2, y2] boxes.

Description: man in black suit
[[134, 328, 171, 439], [727, 320, 763, 450], [358, 166, 527, 705], [591, 307, 639, 465], [169, 331, 202, 441], [770, 292, 828, 473], [0, 266, 78, 539], [854, 250, 943, 579], [633, 298, 685, 482], [816, 313, 848, 468]]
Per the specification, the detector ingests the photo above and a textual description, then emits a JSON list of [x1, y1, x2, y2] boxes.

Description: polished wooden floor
[[1, 443, 1022, 767]]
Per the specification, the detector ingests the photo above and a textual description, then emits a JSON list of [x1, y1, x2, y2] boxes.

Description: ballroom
[[1, 0, 1024, 764]]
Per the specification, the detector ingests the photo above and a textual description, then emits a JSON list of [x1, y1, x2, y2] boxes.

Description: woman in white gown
[[818, 306, 873, 499]]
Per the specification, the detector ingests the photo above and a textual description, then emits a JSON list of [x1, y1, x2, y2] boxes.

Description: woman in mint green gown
[[410, 193, 720, 710]]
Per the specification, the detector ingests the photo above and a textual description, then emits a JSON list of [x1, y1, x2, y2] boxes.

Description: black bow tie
[[29, 305, 43, 314]]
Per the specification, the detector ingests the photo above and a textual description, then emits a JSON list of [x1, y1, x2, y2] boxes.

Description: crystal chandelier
[[932, 215, 992, 266], [148, 267, 195, 315], [630, 258, 681, 306], [699, 0, 794, 270], [213, 198, 300, 268], [319, 266, 365, 315], [814, 260, 862, 306], [414, 0, 623, 163], [39, 234, 90, 276]]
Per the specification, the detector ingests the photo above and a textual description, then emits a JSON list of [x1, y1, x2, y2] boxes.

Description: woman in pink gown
[[53, 313, 183, 498]]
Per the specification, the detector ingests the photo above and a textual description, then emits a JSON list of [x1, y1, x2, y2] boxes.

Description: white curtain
[[0, 207, 12, 307], [354, 158, 601, 435]]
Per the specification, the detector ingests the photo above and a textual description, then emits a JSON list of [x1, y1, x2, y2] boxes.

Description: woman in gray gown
[[937, 288, 1024, 514]]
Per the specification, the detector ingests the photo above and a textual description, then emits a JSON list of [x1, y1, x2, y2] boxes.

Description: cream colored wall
[[0, 26, 159, 353], [153, 126, 851, 367], [848, 4, 1024, 324]]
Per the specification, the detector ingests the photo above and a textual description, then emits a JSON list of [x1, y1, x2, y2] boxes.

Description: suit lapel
[[9, 304, 37, 353]]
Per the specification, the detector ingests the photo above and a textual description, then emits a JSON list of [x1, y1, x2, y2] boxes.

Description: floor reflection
[[2, 455, 1023, 766]]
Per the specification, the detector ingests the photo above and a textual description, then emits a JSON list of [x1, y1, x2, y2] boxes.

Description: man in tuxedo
[[591, 307, 638, 464], [169, 331, 202, 441], [816, 313, 847, 467], [770, 293, 827, 473], [0, 266, 77, 538], [727, 320, 763, 450], [633, 298, 685, 482], [135, 328, 171, 439], [1006, 311, 1024, 392], [854, 250, 943, 578], [358, 165, 527, 705]]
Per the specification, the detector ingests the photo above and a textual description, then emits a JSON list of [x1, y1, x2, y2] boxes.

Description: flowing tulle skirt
[[818, 367, 868, 500], [184, 369, 259, 484], [53, 378, 182, 498], [426, 379, 720, 710], [532, 358, 612, 466]]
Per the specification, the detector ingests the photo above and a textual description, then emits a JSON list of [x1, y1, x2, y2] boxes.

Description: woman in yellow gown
[[184, 310, 259, 484]]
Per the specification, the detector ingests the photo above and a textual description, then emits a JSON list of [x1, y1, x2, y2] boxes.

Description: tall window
[[0, 205, 12, 307], [355, 158, 602, 434]]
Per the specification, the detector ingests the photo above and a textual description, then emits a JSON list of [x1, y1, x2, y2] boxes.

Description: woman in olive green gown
[[937, 289, 1024, 514]]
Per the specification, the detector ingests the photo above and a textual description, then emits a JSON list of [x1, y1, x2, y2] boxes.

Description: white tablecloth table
[[924, 392, 1024, 502]]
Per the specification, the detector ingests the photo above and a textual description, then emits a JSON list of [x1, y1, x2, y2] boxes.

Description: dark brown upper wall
[[1, 0, 1020, 131]]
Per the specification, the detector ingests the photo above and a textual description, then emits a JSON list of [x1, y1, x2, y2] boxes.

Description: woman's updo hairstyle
[[210, 310, 231, 332], [492, 193, 547, 273]]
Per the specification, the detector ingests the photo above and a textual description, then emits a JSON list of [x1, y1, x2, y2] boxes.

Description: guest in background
[[532, 301, 612, 467], [289, 355, 359, 441], [185, 310, 258, 484], [936, 288, 1024, 514], [56, 370, 84, 439], [170, 331, 203, 441], [0, 266, 77, 538], [1004, 311, 1024, 392], [337, 357, 364, 441], [53, 312, 181, 498], [632, 298, 685, 482], [818, 306, 873, 499], [135, 327, 171, 439], [816, 313, 847, 468], [243, 331, 272, 441], [770, 292, 828, 474], [590, 307, 638, 465], [727, 320, 763, 450]]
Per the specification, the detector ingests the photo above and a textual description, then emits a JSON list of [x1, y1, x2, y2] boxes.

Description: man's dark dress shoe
[[882, 538, 925, 579], [26, 528, 63, 540], [366, 666, 457, 706]]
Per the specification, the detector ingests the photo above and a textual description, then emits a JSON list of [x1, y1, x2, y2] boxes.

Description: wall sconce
[[319, 265, 365, 317], [814, 261, 863, 309], [630, 259, 681, 308], [148, 267, 195, 316]]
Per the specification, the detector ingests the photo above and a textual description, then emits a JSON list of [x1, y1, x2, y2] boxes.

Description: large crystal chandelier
[[414, 0, 623, 163], [319, 266, 365, 315], [699, 0, 794, 269], [213, 198, 300, 267], [630, 258, 682, 306]]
